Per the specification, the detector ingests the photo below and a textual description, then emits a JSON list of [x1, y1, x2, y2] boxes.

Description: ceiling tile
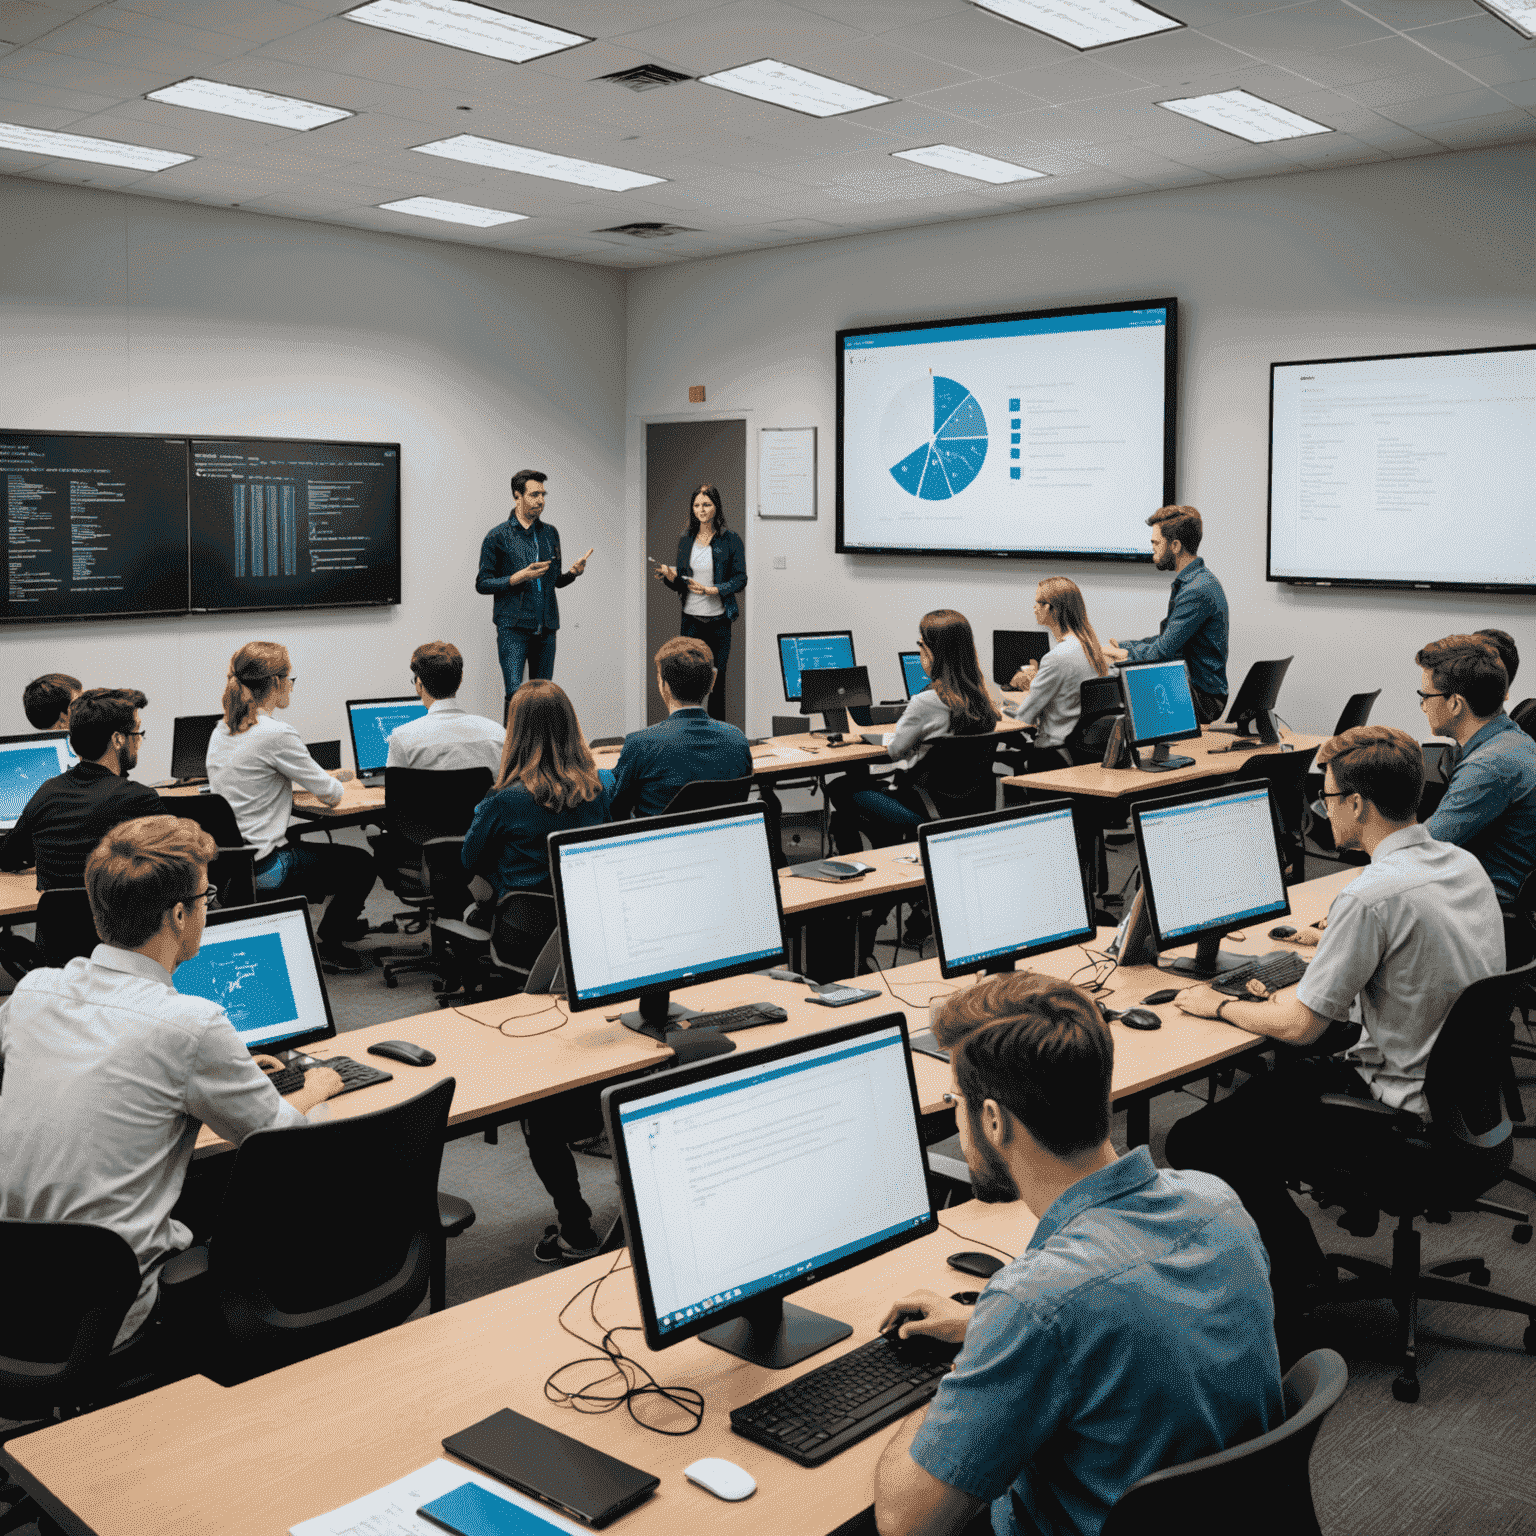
[[877, 9, 1074, 76], [614, 0, 866, 76], [0, 71, 114, 110], [1374, 83, 1514, 124], [1466, 47, 1536, 86], [0, 3, 78, 47], [1349, 1, 1485, 24], [0, 47, 167, 96], [1199, 2, 1394, 55], [910, 76, 1041, 118], [794, 36, 972, 96], [992, 58, 1146, 104], [1414, 103, 1536, 139], [786, 0, 965, 28], [1089, 30, 1259, 88]]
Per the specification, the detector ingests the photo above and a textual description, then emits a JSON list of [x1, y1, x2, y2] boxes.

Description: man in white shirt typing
[[386, 641, 506, 774], [0, 815, 345, 1346]]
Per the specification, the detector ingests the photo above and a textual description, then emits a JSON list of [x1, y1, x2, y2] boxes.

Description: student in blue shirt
[[1106, 505, 1229, 723], [873, 974, 1284, 1536], [1416, 633, 1536, 915]]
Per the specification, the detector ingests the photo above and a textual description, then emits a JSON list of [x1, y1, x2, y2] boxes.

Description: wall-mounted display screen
[[0, 430, 401, 623], [837, 298, 1176, 561], [1269, 345, 1536, 592]]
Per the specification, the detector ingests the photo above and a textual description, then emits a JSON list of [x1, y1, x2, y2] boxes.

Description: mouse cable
[[452, 994, 571, 1039], [860, 944, 958, 1011], [935, 1219, 1015, 1263], [544, 1249, 704, 1437], [1068, 945, 1117, 995]]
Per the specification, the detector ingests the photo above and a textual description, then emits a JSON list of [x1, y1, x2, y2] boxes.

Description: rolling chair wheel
[[1392, 1374, 1420, 1404], [1525, 1324, 1536, 1356], [1514, 1224, 1533, 1244], [1469, 1265, 1491, 1286]]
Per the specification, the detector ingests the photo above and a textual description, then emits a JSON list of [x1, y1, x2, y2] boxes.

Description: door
[[644, 419, 748, 727]]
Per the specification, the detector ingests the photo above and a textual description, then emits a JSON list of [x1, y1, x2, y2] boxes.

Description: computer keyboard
[[262, 1054, 393, 1097], [1211, 950, 1309, 998], [678, 1003, 790, 1033], [732, 1333, 957, 1466]]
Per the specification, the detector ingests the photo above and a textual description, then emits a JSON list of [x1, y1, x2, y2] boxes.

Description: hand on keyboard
[[878, 1288, 970, 1348]]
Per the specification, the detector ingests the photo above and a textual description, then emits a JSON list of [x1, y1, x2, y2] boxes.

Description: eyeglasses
[[187, 887, 217, 909], [123, 729, 147, 739], [1416, 690, 1448, 704], [941, 1090, 965, 1108], [1310, 789, 1350, 818]]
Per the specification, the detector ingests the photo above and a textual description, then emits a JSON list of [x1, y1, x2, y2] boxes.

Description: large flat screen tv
[[1269, 344, 1536, 592], [837, 298, 1176, 562]]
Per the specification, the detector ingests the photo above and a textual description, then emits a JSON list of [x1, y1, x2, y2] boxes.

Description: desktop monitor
[[898, 650, 931, 699], [1129, 780, 1290, 979], [173, 896, 337, 1054], [549, 803, 787, 1040], [0, 733, 70, 831], [346, 695, 427, 775], [1210, 657, 1293, 744], [992, 630, 1051, 688], [169, 713, 223, 783], [919, 801, 1094, 980], [603, 1011, 935, 1368], [777, 631, 856, 702], [306, 739, 342, 771], [800, 665, 873, 736], [1119, 660, 1201, 771]]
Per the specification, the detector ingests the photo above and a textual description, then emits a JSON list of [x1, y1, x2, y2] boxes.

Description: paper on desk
[[755, 746, 814, 762], [290, 1458, 588, 1536]]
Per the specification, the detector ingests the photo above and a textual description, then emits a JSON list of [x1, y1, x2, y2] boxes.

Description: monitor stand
[[817, 706, 850, 736], [1134, 742, 1195, 772], [700, 1294, 853, 1370], [619, 990, 699, 1042], [1211, 710, 1282, 745], [1160, 930, 1250, 980]]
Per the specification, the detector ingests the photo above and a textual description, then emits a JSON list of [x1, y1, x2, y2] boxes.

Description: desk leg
[[1125, 1095, 1150, 1149]]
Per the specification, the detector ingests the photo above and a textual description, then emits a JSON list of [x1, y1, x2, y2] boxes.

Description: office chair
[[1303, 691, 1381, 854], [1062, 676, 1125, 767], [388, 836, 486, 994], [488, 891, 559, 989], [769, 714, 828, 857], [662, 774, 754, 814], [1509, 698, 1536, 740], [0, 931, 42, 985], [160, 1078, 473, 1386], [1303, 960, 1536, 1401], [157, 791, 258, 908], [589, 736, 625, 749], [34, 887, 98, 968], [1097, 1348, 1347, 1536], [906, 735, 1002, 823], [1231, 747, 1318, 884]]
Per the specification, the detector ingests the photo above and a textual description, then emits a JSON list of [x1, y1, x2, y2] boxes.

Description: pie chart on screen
[[882, 376, 987, 502]]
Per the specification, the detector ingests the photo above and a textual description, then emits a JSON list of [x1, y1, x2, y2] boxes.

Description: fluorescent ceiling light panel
[[1158, 88, 1332, 143], [1474, 0, 1536, 39], [971, 0, 1181, 50], [146, 78, 353, 130], [344, 0, 590, 63], [0, 121, 192, 171], [412, 133, 664, 189], [893, 144, 1047, 183], [698, 59, 890, 117], [380, 195, 528, 226]]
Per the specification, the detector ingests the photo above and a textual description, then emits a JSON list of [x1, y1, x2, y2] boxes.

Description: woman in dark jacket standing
[[652, 483, 746, 721]]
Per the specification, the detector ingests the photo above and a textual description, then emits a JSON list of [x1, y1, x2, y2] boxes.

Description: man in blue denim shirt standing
[[872, 975, 1283, 1536], [1107, 505, 1229, 724], [476, 470, 592, 717], [1417, 634, 1536, 923]]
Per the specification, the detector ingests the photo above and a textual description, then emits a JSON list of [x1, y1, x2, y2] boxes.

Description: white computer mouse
[[683, 1457, 757, 1501]]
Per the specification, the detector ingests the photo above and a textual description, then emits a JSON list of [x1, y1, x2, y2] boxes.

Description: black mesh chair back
[[662, 775, 755, 814], [490, 892, 559, 981], [910, 734, 1002, 822], [1510, 698, 1536, 740], [1098, 1348, 1347, 1536], [0, 1221, 144, 1417], [157, 791, 257, 908], [1063, 676, 1125, 765], [1423, 959, 1536, 1151], [385, 767, 494, 846], [1332, 690, 1381, 734], [35, 887, 99, 968], [199, 1077, 454, 1378], [422, 836, 477, 924], [589, 736, 626, 749], [1231, 748, 1319, 881]]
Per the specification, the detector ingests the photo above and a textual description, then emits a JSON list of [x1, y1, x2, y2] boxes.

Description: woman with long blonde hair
[[1007, 577, 1110, 766], [205, 640, 378, 971]]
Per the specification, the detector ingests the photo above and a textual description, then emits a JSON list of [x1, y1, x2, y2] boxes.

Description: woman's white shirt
[[682, 538, 725, 618], [206, 714, 343, 860]]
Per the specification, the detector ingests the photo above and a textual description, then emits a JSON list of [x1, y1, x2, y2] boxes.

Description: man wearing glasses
[[0, 816, 344, 1347], [1166, 725, 1503, 1357], [0, 687, 161, 889]]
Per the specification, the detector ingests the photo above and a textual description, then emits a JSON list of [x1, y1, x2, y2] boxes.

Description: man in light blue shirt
[[1416, 633, 1536, 909], [873, 974, 1283, 1536]]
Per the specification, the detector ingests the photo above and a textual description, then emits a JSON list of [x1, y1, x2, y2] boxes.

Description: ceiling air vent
[[597, 64, 692, 91], [598, 222, 698, 239]]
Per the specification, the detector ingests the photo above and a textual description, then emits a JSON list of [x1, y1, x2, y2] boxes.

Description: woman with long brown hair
[[651, 483, 747, 721], [1007, 576, 1109, 768], [460, 679, 613, 898], [205, 640, 378, 972], [828, 608, 998, 852]]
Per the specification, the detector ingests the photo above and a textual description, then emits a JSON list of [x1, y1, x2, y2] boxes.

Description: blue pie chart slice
[[886, 377, 987, 501]]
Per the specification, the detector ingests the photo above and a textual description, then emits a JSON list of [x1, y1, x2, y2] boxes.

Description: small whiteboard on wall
[[758, 427, 816, 520]]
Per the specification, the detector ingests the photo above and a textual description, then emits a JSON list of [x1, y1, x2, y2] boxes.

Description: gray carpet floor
[[4, 829, 1536, 1533]]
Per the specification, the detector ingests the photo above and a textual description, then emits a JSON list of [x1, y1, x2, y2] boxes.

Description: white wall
[[1, 178, 628, 777], [625, 144, 1536, 741]]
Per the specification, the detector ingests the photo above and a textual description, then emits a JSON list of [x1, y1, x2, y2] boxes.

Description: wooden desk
[[0, 867, 39, 922], [1002, 727, 1325, 801], [2, 1198, 1030, 1536], [160, 777, 386, 828]]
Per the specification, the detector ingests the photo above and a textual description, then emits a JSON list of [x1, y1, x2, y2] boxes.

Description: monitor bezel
[[0, 731, 71, 829], [1118, 660, 1202, 749], [897, 650, 929, 700], [919, 799, 1095, 980], [776, 630, 857, 702], [1129, 780, 1292, 956], [548, 801, 789, 1017], [344, 694, 427, 774], [601, 1011, 937, 1356], [195, 895, 338, 1055]]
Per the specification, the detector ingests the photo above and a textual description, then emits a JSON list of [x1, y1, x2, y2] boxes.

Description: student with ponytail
[[206, 642, 378, 972], [1006, 577, 1110, 769]]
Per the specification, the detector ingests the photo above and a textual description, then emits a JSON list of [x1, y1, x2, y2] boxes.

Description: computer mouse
[[951, 1292, 981, 1306], [1269, 925, 1298, 939], [1119, 1008, 1162, 1031], [367, 1039, 436, 1067], [1141, 988, 1181, 1005], [683, 1458, 756, 1502], [947, 1250, 1005, 1279]]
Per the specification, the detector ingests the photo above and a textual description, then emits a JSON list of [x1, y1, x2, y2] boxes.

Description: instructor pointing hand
[[477, 469, 594, 718]]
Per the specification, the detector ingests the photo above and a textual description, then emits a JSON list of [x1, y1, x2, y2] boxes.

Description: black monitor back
[[170, 714, 222, 781], [1224, 657, 1293, 729], [801, 665, 873, 718], [993, 630, 1050, 687]]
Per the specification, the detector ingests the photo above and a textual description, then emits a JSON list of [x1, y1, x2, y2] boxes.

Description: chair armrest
[[433, 918, 492, 947], [438, 1193, 476, 1238], [160, 1245, 209, 1289], [1316, 1093, 1422, 1131]]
